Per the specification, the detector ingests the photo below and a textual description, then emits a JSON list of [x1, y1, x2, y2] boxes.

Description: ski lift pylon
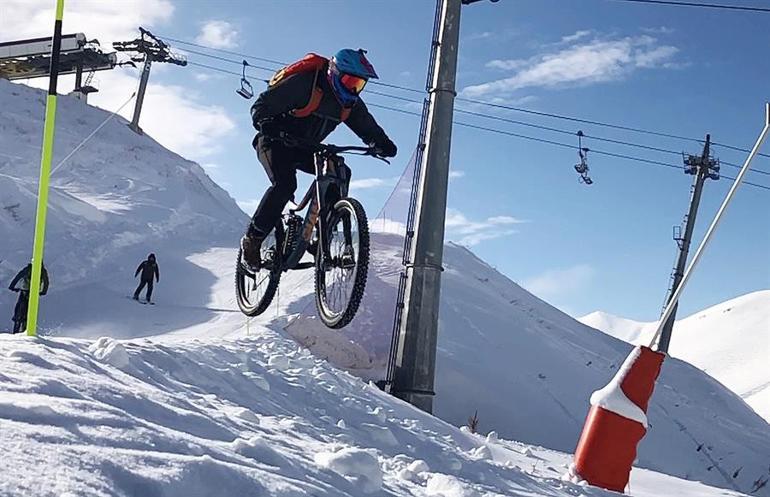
[[236, 59, 254, 99]]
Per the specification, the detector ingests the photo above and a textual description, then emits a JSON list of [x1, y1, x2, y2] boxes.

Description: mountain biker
[[8, 262, 49, 334], [241, 48, 397, 270], [133, 253, 160, 303]]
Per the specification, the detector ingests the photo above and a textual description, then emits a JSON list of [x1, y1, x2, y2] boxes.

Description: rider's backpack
[[269, 53, 351, 122]]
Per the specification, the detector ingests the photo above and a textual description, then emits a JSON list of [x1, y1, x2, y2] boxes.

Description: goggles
[[339, 73, 368, 95]]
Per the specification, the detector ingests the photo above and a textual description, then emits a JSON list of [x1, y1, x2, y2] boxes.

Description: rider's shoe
[[341, 244, 356, 269], [241, 228, 265, 272]]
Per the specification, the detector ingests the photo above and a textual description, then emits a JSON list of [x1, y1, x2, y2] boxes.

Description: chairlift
[[573, 130, 593, 185], [236, 60, 254, 99]]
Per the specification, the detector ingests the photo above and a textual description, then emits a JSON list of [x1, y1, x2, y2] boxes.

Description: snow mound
[[0, 331, 751, 497], [88, 337, 130, 368], [314, 447, 383, 493]]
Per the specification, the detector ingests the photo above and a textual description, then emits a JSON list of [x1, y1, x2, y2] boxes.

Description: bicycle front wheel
[[315, 197, 370, 329]]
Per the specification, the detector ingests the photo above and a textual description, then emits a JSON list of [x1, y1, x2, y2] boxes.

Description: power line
[[177, 57, 770, 188], [609, 0, 770, 13], [157, 34, 286, 66], [181, 47, 277, 73], [159, 34, 770, 160], [367, 89, 770, 176], [366, 102, 770, 191], [186, 61, 270, 83], [168, 55, 770, 190]]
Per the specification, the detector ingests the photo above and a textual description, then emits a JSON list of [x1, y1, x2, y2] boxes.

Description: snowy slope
[[0, 331, 757, 497], [580, 291, 770, 421], [245, 234, 770, 495], [0, 79, 247, 318]]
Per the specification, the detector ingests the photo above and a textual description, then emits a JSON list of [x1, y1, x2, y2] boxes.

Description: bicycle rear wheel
[[235, 224, 283, 316], [315, 197, 369, 329]]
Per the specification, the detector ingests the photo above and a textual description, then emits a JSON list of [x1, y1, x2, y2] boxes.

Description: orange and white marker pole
[[571, 103, 770, 493]]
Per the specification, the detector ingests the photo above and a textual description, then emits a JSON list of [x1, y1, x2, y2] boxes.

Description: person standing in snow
[[8, 262, 49, 334], [133, 253, 160, 303]]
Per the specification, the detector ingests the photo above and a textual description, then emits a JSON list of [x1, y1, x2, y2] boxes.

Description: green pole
[[26, 0, 65, 337]]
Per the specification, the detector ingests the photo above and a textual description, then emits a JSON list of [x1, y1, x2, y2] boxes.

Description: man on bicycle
[[242, 48, 397, 270], [8, 262, 49, 334]]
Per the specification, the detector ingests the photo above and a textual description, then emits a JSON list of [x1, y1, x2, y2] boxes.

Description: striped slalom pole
[[26, 0, 65, 337]]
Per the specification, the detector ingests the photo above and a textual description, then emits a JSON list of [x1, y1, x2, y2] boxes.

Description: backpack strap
[[290, 68, 323, 118], [289, 68, 352, 122]]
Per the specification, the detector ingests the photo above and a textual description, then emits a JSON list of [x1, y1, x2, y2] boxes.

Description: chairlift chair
[[236, 60, 254, 99]]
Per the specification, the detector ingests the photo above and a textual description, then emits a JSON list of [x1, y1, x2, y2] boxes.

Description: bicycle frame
[[282, 150, 352, 271]]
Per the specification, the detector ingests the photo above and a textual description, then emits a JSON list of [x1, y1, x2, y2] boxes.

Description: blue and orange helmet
[[328, 49, 378, 107]]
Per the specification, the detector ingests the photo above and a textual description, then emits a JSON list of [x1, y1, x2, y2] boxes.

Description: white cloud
[[196, 20, 238, 49], [560, 30, 593, 44], [466, 31, 494, 41], [486, 59, 528, 71], [88, 71, 235, 160], [449, 170, 465, 180], [2, 0, 174, 45], [465, 34, 679, 98], [642, 26, 675, 35], [349, 177, 399, 190], [445, 208, 527, 246], [522, 264, 595, 299], [194, 72, 225, 82]]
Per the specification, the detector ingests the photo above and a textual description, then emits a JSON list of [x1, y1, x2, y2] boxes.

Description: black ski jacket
[[9, 264, 49, 295], [135, 260, 159, 283], [250, 65, 396, 154]]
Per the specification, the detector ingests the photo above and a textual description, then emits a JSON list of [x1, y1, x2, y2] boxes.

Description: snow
[[0, 81, 767, 496], [0, 333, 753, 497], [589, 346, 650, 427], [580, 290, 770, 421], [315, 447, 384, 493]]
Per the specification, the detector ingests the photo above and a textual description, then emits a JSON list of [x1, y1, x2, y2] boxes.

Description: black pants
[[12, 291, 29, 334], [134, 279, 154, 301], [250, 138, 314, 235]]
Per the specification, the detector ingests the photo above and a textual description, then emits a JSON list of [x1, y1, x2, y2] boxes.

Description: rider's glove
[[372, 139, 397, 158], [255, 119, 279, 137]]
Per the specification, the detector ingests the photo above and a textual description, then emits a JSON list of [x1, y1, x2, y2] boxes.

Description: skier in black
[[8, 262, 49, 334], [133, 253, 160, 303]]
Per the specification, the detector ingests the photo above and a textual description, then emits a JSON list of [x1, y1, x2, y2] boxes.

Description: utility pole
[[391, 0, 474, 413], [658, 134, 720, 352], [113, 28, 186, 134], [130, 56, 152, 133]]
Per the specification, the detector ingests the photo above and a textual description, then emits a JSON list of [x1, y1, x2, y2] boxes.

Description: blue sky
[[8, 0, 770, 320]]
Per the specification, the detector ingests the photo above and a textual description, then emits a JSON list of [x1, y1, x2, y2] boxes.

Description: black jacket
[[250, 66, 395, 152], [9, 264, 49, 295], [135, 260, 159, 283]]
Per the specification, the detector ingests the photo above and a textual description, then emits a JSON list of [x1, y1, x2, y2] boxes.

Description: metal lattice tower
[[113, 28, 186, 133], [658, 134, 720, 352]]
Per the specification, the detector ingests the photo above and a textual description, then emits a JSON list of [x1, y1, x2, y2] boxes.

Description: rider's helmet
[[148, 253, 156, 261], [328, 49, 378, 107]]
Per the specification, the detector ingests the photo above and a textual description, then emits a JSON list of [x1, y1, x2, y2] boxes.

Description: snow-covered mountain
[[580, 291, 770, 422], [0, 79, 246, 314], [1, 81, 769, 496]]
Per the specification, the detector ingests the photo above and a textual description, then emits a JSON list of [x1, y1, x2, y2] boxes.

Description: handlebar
[[273, 132, 390, 164]]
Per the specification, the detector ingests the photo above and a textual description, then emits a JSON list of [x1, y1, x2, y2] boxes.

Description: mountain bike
[[235, 136, 388, 329]]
